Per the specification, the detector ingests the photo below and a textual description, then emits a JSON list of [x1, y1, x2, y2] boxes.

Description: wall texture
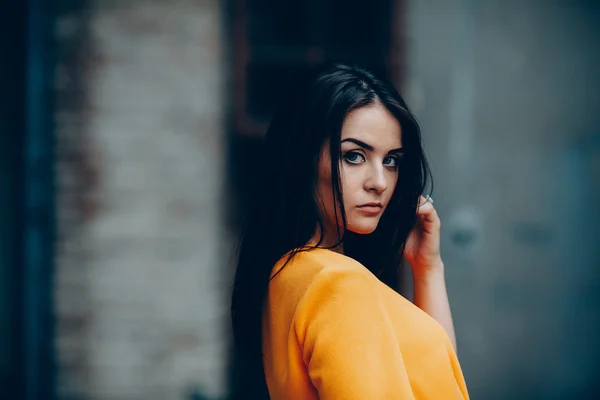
[[53, 1, 229, 398], [404, 0, 600, 398]]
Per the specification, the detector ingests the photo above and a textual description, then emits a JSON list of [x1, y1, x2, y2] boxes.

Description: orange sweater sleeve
[[293, 267, 416, 399]]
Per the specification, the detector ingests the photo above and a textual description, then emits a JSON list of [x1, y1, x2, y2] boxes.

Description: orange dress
[[262, 248, 469, 399]]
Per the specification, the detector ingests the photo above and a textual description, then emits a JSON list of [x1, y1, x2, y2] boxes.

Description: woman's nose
[[365, 166, 388, 193]]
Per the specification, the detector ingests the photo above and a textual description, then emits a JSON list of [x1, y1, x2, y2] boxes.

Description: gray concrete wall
[[404, 0, 600, 398]]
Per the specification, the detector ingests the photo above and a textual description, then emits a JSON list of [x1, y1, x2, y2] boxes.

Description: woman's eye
[[383, 156, 399, 169], [343, 151, 365, 164]]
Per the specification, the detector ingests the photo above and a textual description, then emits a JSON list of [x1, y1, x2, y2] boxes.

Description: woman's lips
[[357, 204, 383, 215]]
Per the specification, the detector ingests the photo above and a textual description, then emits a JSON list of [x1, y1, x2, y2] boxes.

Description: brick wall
[[54, 1, 229, 398]]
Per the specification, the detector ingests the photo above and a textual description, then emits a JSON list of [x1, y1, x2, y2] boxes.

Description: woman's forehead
[[340, 105, 402, 148]]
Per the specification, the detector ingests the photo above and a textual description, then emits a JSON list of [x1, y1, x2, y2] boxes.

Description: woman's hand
[[404, 196, 457, 350], [403, 196, 444, 278]]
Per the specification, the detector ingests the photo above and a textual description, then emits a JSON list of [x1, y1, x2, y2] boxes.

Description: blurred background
[[1, 0, 599, 399]]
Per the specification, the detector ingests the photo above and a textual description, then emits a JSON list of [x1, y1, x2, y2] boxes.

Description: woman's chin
[[347, 221, 378, 235]]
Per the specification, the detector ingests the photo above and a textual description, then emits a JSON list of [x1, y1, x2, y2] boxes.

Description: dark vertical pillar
[[22, 0, 56, 397], [0, 1, 29, 398], [0, 0, 56, 398]]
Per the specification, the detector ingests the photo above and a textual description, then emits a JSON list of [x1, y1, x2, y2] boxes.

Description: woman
[[231, 64, 469, 399]]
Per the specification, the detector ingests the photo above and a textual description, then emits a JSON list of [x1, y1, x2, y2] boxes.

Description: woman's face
[[316, 103, 403, 240]]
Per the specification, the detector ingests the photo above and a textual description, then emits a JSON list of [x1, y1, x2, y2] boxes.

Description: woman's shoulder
[[269, 248, 378, 309], [270, 247, 371, 282]]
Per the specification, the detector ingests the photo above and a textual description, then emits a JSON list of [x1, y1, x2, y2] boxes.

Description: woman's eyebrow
[[341, 138, 374, 151], [341, 138, 403, 154]]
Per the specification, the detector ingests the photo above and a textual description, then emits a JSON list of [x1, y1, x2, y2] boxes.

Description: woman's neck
[[308, 227, 344, 254]]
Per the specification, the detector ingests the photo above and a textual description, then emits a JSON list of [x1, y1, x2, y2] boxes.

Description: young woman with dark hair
[[231, 64, 469, 399]]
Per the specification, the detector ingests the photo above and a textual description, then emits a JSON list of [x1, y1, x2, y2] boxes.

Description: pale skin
[[311, 103, 457, 352]]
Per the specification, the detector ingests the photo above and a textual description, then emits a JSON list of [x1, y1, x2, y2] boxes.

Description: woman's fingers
[[416, 195, 440, 231], [421, 195, 434, 205], [417, 195, 435, 216]]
